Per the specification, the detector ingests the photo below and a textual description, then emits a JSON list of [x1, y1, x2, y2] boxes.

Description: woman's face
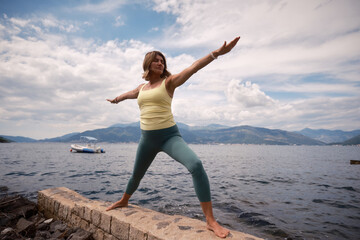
[[149, 54, 165, 75]]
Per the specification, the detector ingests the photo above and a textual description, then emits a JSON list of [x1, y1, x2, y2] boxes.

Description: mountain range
[[1, 122, 359, 145], [296, 128, 360, 143]]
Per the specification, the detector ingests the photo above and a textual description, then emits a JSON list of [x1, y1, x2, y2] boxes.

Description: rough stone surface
[[0, 193, 93, 240], [37, 187, 264, 240], [16, 217, 36, 237], [129, 225, 147, 240], [99, 211, 111, 233], [111, 217, 129, 240], [91, 209, 102, 227], [68, 228, 93, 240]]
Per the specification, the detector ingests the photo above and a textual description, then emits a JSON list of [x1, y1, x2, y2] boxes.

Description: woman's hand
[[213, 36, 240, 57], [106, 84, 144, 104], [107, 98, 118, 104]]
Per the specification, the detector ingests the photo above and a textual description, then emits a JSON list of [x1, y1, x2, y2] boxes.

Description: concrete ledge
[[38, 187, 263, 240]]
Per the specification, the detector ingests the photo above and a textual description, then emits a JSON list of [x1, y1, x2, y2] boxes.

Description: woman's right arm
[[107, 84, 144, 104]]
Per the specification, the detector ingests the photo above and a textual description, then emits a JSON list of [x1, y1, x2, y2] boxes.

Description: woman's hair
[[142, 51, 171, 80]]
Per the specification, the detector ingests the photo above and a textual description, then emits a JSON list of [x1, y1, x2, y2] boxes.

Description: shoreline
[[1, 186, 264, 240], [0, 192, 92, 240]]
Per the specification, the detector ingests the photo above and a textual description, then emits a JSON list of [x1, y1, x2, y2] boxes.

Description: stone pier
[[38, 187, 263, 240]]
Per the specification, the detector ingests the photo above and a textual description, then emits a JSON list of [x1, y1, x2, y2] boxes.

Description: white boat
[[70, 136, 105, 153]]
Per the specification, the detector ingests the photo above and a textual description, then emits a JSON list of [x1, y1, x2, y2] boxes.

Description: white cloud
[[152, 0, 360, 88], [226, 79, 276, 108], [149, 27, 159, 32], [75, 0, 128, 13], [4, 14, 81, 37], [153, 0, 360, 48], [0, 15, 153, 138], [173, 88, 360, 132], [151, 0, 360, 129], [279, 96, 360, 131], [9, 17, 30, 27], [1, 1, 360, 139], [114, 16, 125, 27]]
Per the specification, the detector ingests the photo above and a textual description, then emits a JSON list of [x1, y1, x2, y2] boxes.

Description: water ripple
[[5, 171, 38, 176], [312, 199, 359, 209], [1, 143, 360, 240]]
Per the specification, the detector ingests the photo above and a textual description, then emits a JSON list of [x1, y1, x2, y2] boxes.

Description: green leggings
[[125, 125, 211, 202]]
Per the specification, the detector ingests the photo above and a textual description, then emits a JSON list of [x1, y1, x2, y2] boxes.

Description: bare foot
[[106, 193, 131, 211], [207, 221, 230, 238], [106, 200, 128, 211]]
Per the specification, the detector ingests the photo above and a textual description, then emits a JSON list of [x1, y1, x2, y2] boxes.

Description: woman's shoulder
[[133, 83, 146, 93], [137, 83, 146, 88]]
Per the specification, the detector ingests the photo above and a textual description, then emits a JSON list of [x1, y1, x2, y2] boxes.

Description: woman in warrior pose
[[106, 36, 240, 238]]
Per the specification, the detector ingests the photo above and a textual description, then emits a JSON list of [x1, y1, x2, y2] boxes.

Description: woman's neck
[[147, 73, 163, 84]]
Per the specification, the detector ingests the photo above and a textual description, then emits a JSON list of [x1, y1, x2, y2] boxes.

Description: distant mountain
[[189, 123, 230, 131], [181, 125, 325, 145], [330, 134, 360, 145], [297, 128, 360, 143], [38, 132, 80, 142], [64, 126, 141, 143], [0, 136, 12, 143], [115, 122, 230, 131], [110, 122, 140, 128], [9, 123, 358, 145], [0, 135, 37, 143], [37, 123, 324, 145]]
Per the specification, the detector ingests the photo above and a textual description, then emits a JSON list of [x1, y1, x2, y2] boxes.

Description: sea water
[[0, 143, 359, 239]]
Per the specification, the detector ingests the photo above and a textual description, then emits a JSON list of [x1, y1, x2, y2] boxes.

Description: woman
[[106, 36, 240, 238]]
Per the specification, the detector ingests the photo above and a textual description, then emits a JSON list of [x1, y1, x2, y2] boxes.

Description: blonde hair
[[142, 51, 171, 80]]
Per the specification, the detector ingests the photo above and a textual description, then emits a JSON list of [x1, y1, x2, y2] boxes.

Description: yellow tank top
[[137, 79, 176, 130]]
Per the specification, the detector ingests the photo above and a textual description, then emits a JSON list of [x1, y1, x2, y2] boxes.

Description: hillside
[[5, 123, 359, 145], [39, 132, 80, 142], [330, 134, 360, 145], [0, 135, 36, 143], [0, 136, 12, 143], [64, 127, 141, 143], [181, 125, 325, 145], [297, 128, 360, 143], [34, 124, 325, 145]]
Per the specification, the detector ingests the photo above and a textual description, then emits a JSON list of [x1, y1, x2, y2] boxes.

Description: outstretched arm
[[166, 36, 240, 94], [107, 84, 144, 104]]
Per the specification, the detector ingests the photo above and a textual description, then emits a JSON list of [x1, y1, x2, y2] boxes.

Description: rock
[[33, 237, 46, 240], [0, 195, 35, 213], [35, 230, 51, 239], [16, 217, 36, 238], [49, 220, 63, 233], [0, 227, 21, 240], [1, 227, 14, 235], [52, 229, 65, 238], [0, 195, 37, 229], [29, 213, 41, 222], [0, 186, 9, 192], [1, 194, 93, 240], [36, 221, 50, 231], [44, 218, 53, 224], [54, 222, 67, 232], [67, 228, 93, 240], [0, 212, 16, 226], [13, 203, 37, 218], [61, 227, 76, 239]]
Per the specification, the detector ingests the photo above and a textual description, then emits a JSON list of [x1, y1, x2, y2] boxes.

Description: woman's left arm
[[167, 36, 240, 94]]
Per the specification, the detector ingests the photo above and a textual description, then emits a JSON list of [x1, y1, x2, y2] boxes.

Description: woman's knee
[[188, 159, 205, 175]]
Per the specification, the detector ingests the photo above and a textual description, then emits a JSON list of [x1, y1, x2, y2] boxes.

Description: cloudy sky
[[0, 0, 359, 139]]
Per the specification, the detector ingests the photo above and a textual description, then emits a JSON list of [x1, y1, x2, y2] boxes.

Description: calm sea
[[0, 143, 359, 239]]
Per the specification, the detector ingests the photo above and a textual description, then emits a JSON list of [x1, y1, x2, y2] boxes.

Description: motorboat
[[70, 136, 105, 153]]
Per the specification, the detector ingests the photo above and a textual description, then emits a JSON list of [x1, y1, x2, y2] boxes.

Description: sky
[[0, 0, 359, 139]]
